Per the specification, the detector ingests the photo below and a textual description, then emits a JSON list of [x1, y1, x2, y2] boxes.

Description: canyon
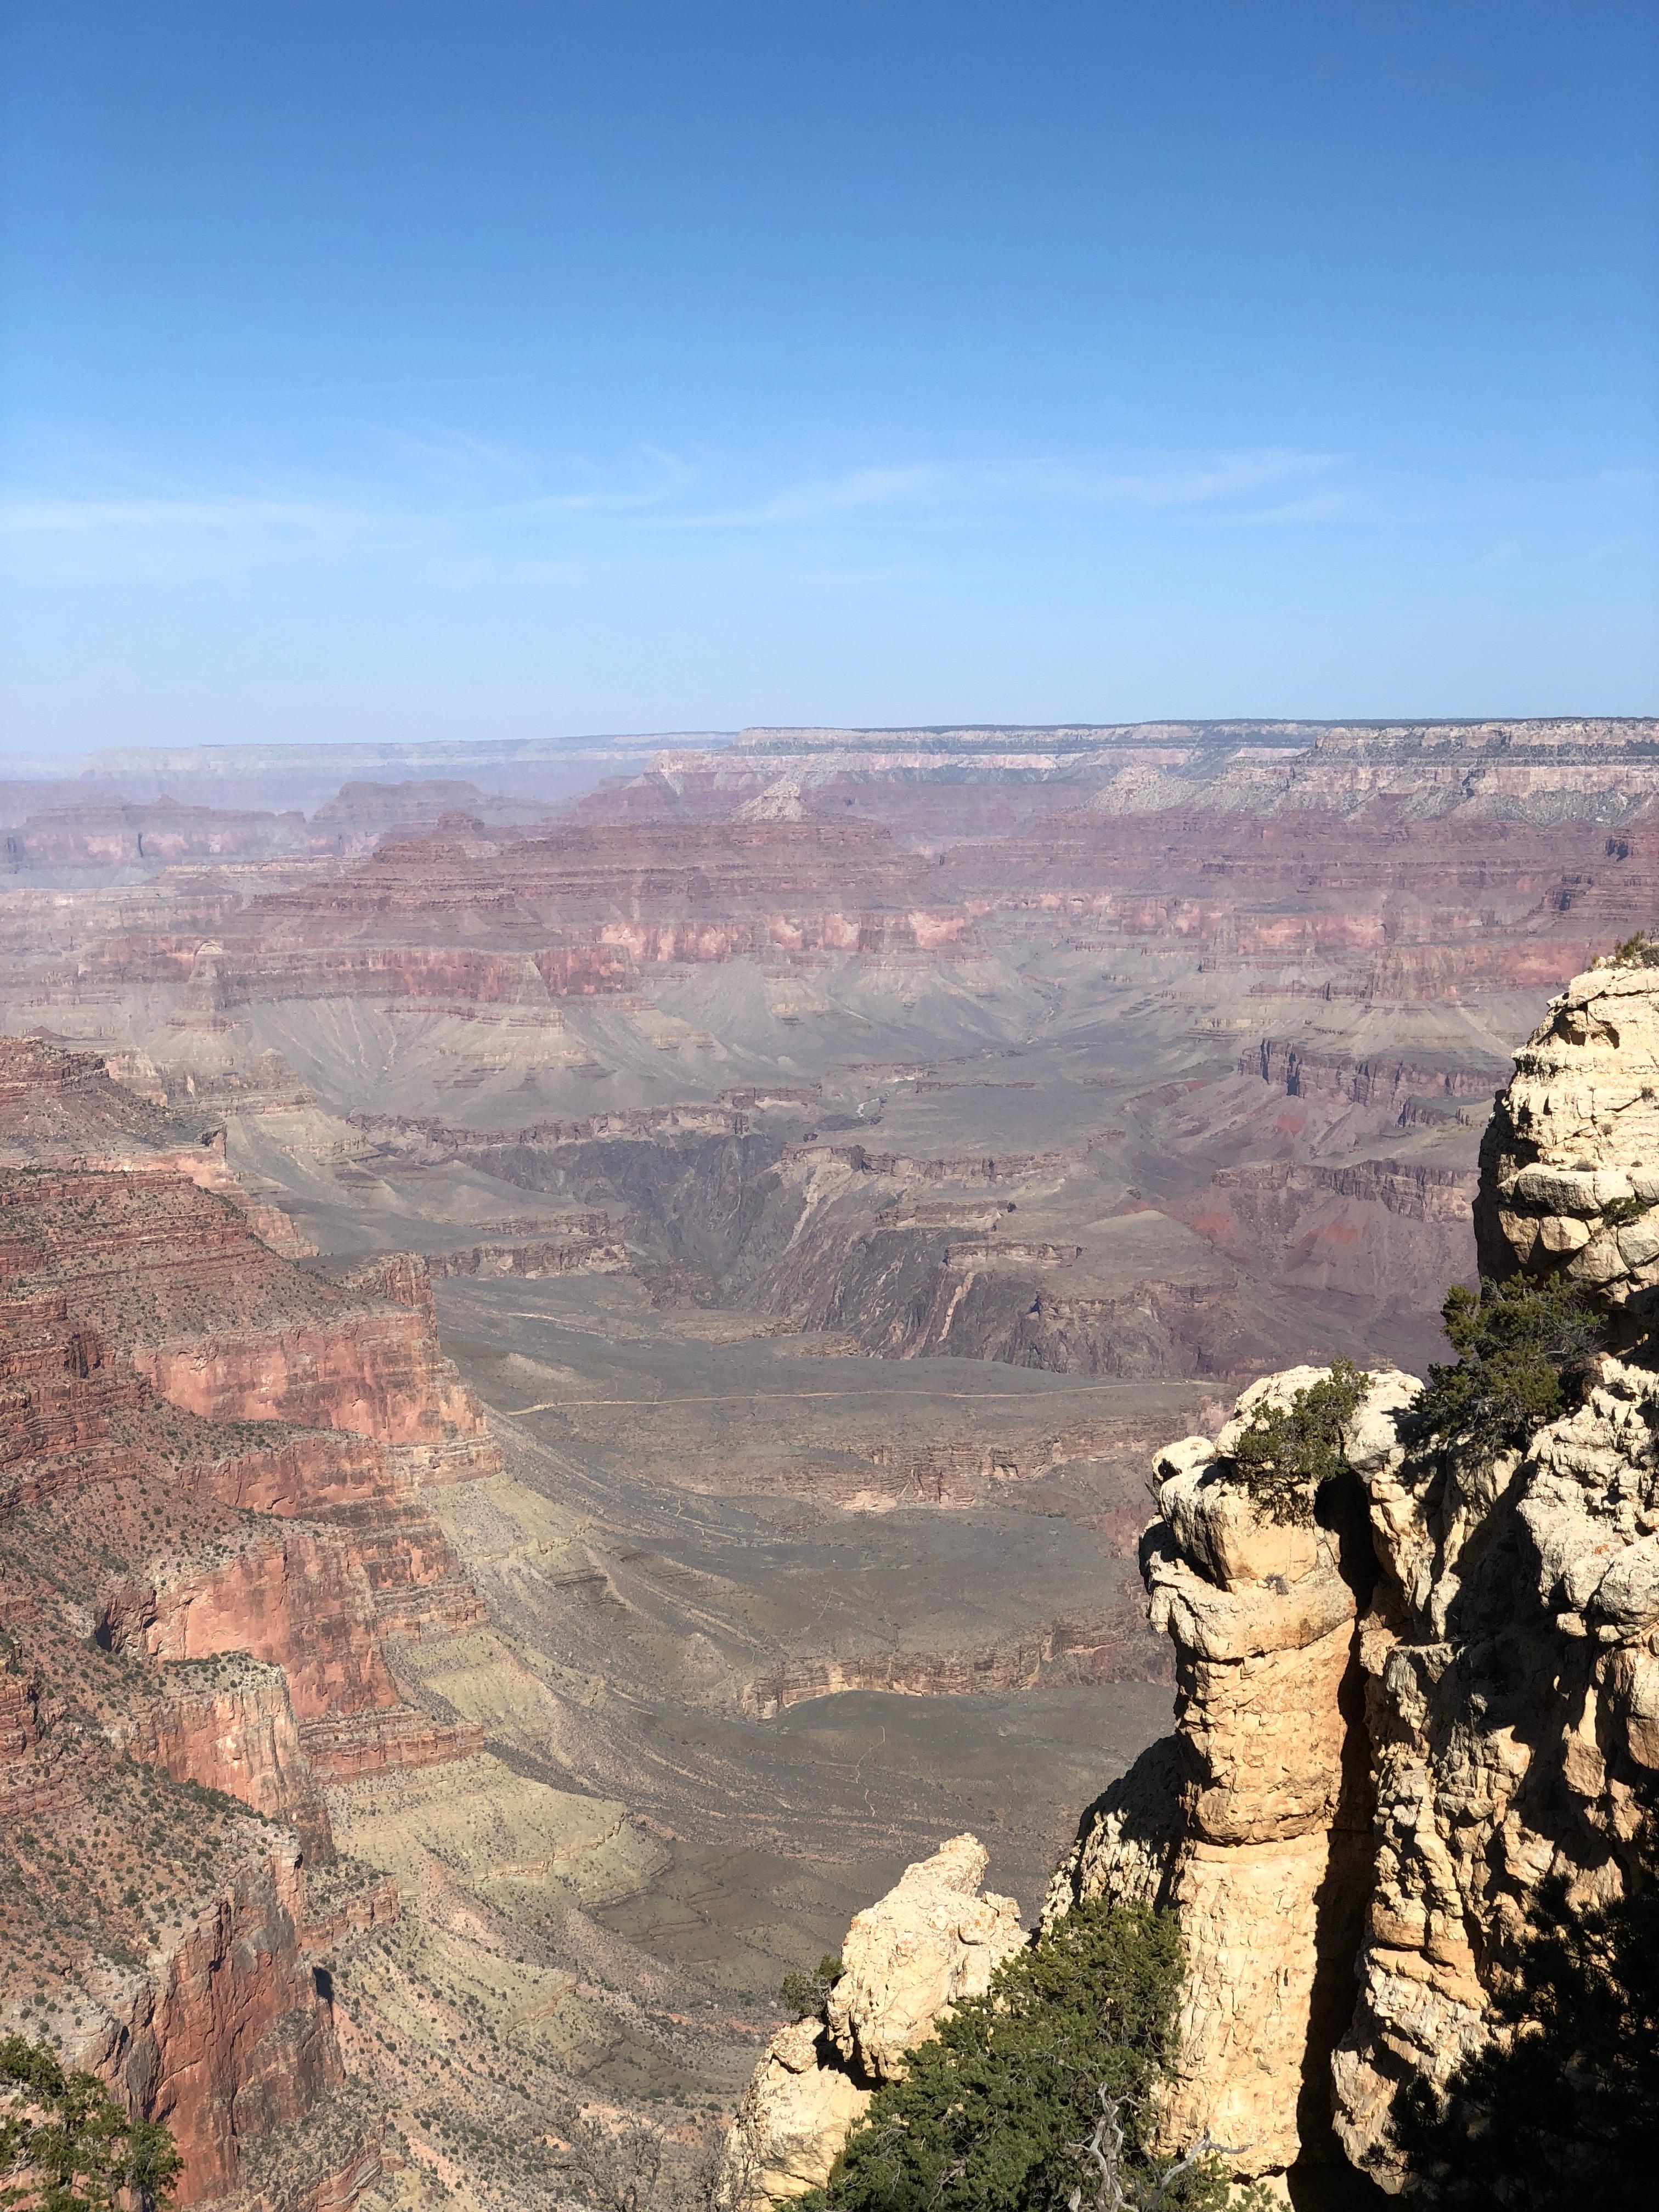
[[726, 950, 1659, 2203], [2, 718, 1656, 2210]]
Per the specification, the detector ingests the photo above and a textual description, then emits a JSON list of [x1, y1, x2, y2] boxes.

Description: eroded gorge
[[3, 716, 1655, 2209]]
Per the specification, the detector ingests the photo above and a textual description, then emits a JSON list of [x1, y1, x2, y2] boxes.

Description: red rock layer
[[0, 1042, 506, 2205], [95, 1844, 345, 2202], [946, 806, 1657, 989], [0, 1035, 314, 1257], [115, 1661, 334, 1859], [0, 1163, 489, 1448], [73, 819, 969, 1005], [90, 764, 1644, 1015], [3, 796, 329, 870]]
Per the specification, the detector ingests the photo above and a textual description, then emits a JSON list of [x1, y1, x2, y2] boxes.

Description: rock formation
[[1476, 953, 1659, 1319], [0, 1039, 507, 2205], [727, 1835, 1023, 2202], [1049, 953, 1659, 2194]]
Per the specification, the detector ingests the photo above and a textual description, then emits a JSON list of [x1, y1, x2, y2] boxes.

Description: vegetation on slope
[[0, 2036, 179, 2212], [550, 2103, 736, 2212], [798, 1899, 1272, 2212]]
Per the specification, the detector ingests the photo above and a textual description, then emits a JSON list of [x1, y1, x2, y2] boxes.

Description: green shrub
[[1411, 1277, 1602, 1460], [1226, 1358, 1371, 1527], [780, 1955, 844, 2024], [1601, 1194, 1651, 1227], [1609, 930, 1659, 968], [1391, 1832, 1659, 2208], [0, 2035, 180, 2211], [798, 1900, 1249, 2212]]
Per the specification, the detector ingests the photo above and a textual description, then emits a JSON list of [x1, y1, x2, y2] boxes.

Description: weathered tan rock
[[1045, 1734, 1182, 1918], [726, 1833, 1023, 2203], [1055, 961, 1659, 2194], [826, 1832, 1024, 2080], [1053, 1365, 1408, 2183], [1475, 956, 1659, 1318], [728, 2019, 873, 2203], [1325, 1347, 1659, 2181]]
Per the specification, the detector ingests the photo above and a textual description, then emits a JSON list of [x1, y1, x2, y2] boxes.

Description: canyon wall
[[1050, 955, 1659, 2193], [0, 1040, 506, 2209], [13, 725, 1655, 1047]]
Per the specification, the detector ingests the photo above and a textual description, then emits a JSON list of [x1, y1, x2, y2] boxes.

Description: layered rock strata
[[0, 1035, 315, 1256], [0, 1036, 509, 2207]]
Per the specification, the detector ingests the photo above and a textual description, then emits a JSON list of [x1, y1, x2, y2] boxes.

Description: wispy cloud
[[1200, 489, 1351, 527], [0, 442, 1345, 588], [380, 428, 698, 513], [0, 492, 403, 584], [1, 494, 374, 538], [655, 449, 1336, 529], [658, 464, 946, 528]]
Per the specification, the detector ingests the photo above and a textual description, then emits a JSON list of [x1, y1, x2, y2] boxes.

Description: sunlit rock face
[[1051, 959, 1659, 2195], [726, 1834, 1024, 2204], [1476, 957, 1659, 1323], [1051, 1365, 1410, 2185]]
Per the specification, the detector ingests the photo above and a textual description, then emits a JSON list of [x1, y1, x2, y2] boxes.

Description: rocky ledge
[[725, 1835, 1024, 2202]]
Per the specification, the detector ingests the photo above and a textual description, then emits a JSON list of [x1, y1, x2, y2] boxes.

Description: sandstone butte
[[726, 952, 1659, 2202], [0, 1037, 498, 2207]]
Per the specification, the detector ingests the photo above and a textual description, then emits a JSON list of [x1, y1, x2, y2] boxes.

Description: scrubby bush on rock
[[1411, 1276, 1602, 1461], [796, 1899, 1271, 2212], [780, 1956, 844, 2025], [1226, 1357, 1371, 1527]]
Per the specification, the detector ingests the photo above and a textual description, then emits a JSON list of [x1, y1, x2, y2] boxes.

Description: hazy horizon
[[3, 1, 1656, 754]]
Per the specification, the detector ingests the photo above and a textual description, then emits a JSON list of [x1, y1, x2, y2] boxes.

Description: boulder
[[725, 1833, 1023, 2203]]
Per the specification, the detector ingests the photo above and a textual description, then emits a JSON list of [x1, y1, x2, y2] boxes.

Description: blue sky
[[2, 0, 1656, 754]]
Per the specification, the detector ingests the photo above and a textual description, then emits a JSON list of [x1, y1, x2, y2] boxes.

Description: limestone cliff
[[1475, 954, 1659, 1319], [1051, 955, 1659, 2193]]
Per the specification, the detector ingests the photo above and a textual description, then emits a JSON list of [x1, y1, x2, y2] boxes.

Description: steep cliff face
[[2, 797, 327, 870], [93, 1843, 344, 2203], [1051, 956, 1659, 2194], [0, 1038, 516, 2208], [114, 1655, 334, 1859]]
